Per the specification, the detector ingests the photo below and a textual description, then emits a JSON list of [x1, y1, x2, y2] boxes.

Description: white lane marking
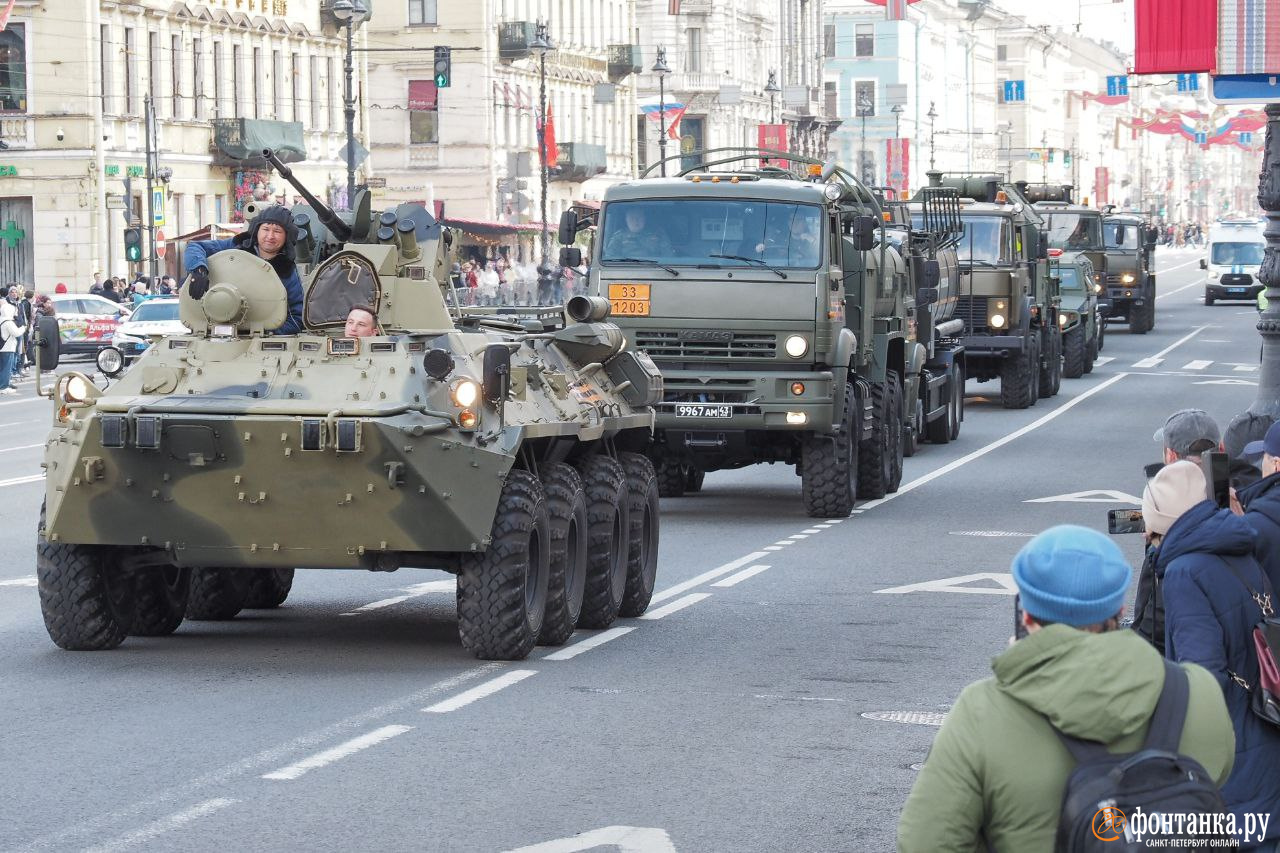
[[825, 518, 845, 523], [0, 395, 47, 408], [338, 579, 455, 616], [1132, 357, 1164, 368], [0, 576, 36, 587], [711, 564, 771, 588], [649, 552, 768, 604], [423, 669, 537, 713], [1195, 378, 1257, 386], [1234, 364, 1259, 372], [1156, 257, 1209, 279], [849, 509, 865, 514], [82, 798, 238, 853], [771, 540, 794, 546], [0, 420, 31, 427], [1156, 278, 1207, 300], [1093, 356, 1115, 366], [876, 572, 1018, 595], [763, 546, 783, 551], [542, 627, 635, 661], [261, 725, 413, 781], [638, 592, 712, 620], [1025, 489, 1142, 504], [788, 534, 810, 539], [858, 372, 1129, 511], [0, 473, 42, 488], [801, 528, 823, 534], [1182, 359, 1213, 370], [1148, 324, 1210, 361], [506, 825, 678, 853], [0, 442, 43, 454]]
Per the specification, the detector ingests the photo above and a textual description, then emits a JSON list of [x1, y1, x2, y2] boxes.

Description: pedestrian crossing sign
[[152, 187, 165, 228]]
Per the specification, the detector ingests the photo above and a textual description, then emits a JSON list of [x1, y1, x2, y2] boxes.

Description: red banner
[[885, 138, 910, 199], [758, 124, 789, 168], [1095, 167, 1110, 206], [1133, 0, 1217, 74], [408, 80, 437, 111]]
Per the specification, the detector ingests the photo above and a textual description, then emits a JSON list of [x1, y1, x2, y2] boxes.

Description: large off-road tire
[[1084, 329, 1098, 374], [801, 383, 858, 518], [1062, 326, 1086, 379], [131, 566, 190, 637], [37, 503, 136, 650], [1039, 324, 1062, 398], [244, 568, 294, 609], [618, 453, 660, 617], [926, 363, 963, 444], [1000, 332, 1038, 409], [950, 362, 964, 440], [574, 454, 630, 630], [902, 396, 923, 458], [185, 567, 251, 621], [1131, 298, 1155, 333], [885, 375, 904, 492], [538, 463, 588, 646], [858, 372, 903, 500], [684, 466, 705, 493], [457, 469, 550, 660], [655, 456, 686, 498]]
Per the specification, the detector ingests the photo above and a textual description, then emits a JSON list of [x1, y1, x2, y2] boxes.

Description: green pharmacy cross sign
[[0, 219, 26, 249]]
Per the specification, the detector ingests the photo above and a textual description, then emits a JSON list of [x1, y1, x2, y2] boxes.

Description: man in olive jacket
[[898, 525, 1236, 853]]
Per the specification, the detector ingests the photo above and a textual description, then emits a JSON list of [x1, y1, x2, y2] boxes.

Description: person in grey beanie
[[898, 524, 1234, 852]]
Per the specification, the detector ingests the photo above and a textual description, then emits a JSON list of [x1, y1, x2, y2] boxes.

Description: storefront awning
[[442, 217, 552, 238], [212, 119, 307, 167]]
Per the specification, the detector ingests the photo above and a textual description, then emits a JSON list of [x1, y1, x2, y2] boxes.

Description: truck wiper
[[962, 259, 999, 268], [609, 257, 680, 276], [707, 253, 788, 279]]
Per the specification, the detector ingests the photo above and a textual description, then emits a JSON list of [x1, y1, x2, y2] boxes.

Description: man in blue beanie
[[899, 525, 1235, 853]]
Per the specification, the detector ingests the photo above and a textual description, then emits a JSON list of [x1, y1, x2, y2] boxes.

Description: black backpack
[[1131, 546, 1165, 654], [1052, 661, 1231, 852]]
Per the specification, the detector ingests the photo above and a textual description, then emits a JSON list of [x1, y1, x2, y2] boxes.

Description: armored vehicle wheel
[[927, 363, 963, 445], [1084, 331, 1098, 374], [950, 363, 964, 441], [131, 566, 191, 637], [801, 382, 858, 517], [538, 463, 588, 646], [1131, 299, 1155, 333], [37, 503, 136, 650], [685, 466, 705, 493], [656, 457, 687, 498], [1000, 333, 1038, 409], [1039, 325, 1062, 398], [858, 372, 903, 500], [186, 567, 251, 621], [618, 453, 660, 617], [903, 397, 923, 458], [245, 568, 294, 609], [1063, 326, 1086, 379], [457, 469, 551, 660], [1097, 317, 1106, 351], [885, 374, 904, 493], [574, 455, 630, 630]]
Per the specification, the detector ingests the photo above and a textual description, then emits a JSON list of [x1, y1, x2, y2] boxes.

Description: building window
[[824, 24, 836, 58], [124, 28, 135, 114], [290, 53, 300, 123], [636, 115, 647, 170], [213, 42, 224, 118], [100, 24, 112, 116], [148, 31, 159, 105], [195, 194, 205, 228], [997, 44, 1008, 62], [408, 79, 438, 144], [0, 24, 24, 113], [272, 50, 282, 117], [252, 47, 261, 119], [309, 55, 320, 127], [171, 35, 182, 118], [686, 27, 702, 73], [824, 81, 837, 118], [854, 80, 875, 117], [325, 57, 334, 128], [192, 37, 204, 119], [855, 24, 874, 58], [214, 195, 225, 223], [232, 45, 242, 117], [408, 0, 437, 25]]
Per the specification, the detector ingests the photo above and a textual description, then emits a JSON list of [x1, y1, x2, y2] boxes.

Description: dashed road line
[[801, 527, 824, 534], [422, 669, 537, 714], [788, 534, 810, 539], [261, 725, 414, 781], [542, 627, 634, 661], [711, 564, 771, 588], [0, 576, 37, 587], [649, 552, 767, 604], [1132, 356, 1164, 368], [771, 540, 794, 546], [0, 473, 43, 489], [82, 798, 239, 853], [1182, 360, 1212, 370], [638, 592, 711, 620], [339, 580, 455, 616], [1093, 356, 1115, 366], [1233, 364, 1259, 372], [762, 546, 783, 551]]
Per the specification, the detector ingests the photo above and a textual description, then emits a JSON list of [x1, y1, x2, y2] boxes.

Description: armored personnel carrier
[[33, 150, 662, 661]]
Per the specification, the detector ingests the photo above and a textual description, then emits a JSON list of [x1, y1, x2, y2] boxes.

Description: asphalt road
[[0, 245, 1265, 853]]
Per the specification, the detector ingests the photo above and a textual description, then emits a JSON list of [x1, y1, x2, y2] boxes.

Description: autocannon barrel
[[262, 148, 353, 243]]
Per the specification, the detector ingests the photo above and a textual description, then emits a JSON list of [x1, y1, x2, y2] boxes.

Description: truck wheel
[[1204, 290, 1215, 307], [655, 457, 686, 498], [1097, 317, 1106, 351], [618, 453, 660, 618], [1063, 326, 1086, 379], [37, 502, 136, 650], [186, 567, 251, 621], [926, 363, 962, 444], [902, 396, 923, 458], [457, 469, 550, 660], [684, 466, 705, 493], [1131, 299, 1154, 333], [858, 373, 903, 500], [950, 362, 964, 441], [1000, 333, 1038, 409], [1039, 325, 1062, 397], [802, 382, 858, 517], [245, 568, 294, 609], [1084, 329, 1098, 374], [886, 375, 904, 492], [574, 455, 630, 630], [538, 463, 588, 646], [131, 566, 190, 636]]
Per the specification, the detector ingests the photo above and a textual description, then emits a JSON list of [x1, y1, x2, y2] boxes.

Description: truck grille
[[662, 377, 756, 405], [1220, 273, 1254, 286], [953, 296, 989, 334], [634, 331, 777, 360]]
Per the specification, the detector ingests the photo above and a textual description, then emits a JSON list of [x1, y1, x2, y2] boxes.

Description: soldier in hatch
[[604, 207, 673, 258]]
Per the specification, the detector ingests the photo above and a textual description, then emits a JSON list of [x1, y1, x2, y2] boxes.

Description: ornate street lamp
[[652, 46, 671, 176], [891, 103, 904, 139], [331, 0, 370, 209], [765, 70, 780, 125], [531, 21, 555, 298], [927, 101, 938, 171]]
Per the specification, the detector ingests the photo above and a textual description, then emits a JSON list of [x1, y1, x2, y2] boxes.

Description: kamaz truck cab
[[909, 173, 1061, 409]]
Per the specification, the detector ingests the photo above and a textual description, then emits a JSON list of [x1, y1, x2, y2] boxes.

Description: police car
[[110, 297, 186, 362]]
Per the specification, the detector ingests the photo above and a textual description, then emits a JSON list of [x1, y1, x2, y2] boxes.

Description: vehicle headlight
[[1121, 273, 1135, 284], [784, 335, 809, 358], [989, 300, 1008, 329], [989, 313, 1007, 329], [1093, 283, 1102, 293], [95, 347, 125, 377], [451, 379, 479, 408], [58, 373, 93, 404], [1208, 271, 1220, 280], [823, 182, 843, 201], [1058, 312, 1069, 327]]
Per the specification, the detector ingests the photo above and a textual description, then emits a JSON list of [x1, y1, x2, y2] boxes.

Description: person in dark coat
[[182, 206, 304, 335], [1239, 421, 1280, 591], [1147, 460, 1280, 849]]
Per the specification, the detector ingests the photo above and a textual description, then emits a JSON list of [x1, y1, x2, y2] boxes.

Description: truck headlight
[[784, 335, 809, 358], [1093, 283, 1102, 293], [1058, 312, 1069, 327], [988, 299, 1008, 330], [990, 313, 1007, 329], [57, 373, 93, 405], [1121, 273, 1135, 284], [451, 379, 479, 408]]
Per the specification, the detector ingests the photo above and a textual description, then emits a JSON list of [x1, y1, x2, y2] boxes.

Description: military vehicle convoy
[[33, 149, 662, 661], [910, 174, 1061, 409], [556, 148, 966, 518], [1050, 250, 1102, 377]]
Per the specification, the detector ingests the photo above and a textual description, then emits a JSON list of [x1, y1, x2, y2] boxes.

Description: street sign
[[156, 229, 166, 259], [1176, 73, 1200, 92], [1210, 72, 1280, 104], [105, 194, 126, 209], [1195, 131, 1208, 145], [1002, 80, 1025, 102], [1240, 131, 1255, 144], [152, 186, 165, 228], [1105, 75, 1129, 97]]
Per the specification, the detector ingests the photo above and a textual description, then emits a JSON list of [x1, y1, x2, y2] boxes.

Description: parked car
[[47, 293, 132, 355], [110, 297, 186, 362]]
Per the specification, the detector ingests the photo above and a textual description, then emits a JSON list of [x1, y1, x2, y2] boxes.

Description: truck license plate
[[609, 283, 650, 317], [675, 404, 733, 418]]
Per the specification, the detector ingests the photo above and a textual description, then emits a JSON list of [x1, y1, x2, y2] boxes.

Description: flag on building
[[539, 102, 559, 168], [668, 0, 681, 14], [885, 138, 910, 199], [1133, 0, 1217, 74], [864, 0, 919, 20], [1217, 0, 1280, 75], [0, 0, 17, 31], [640, 98, 687, 139]]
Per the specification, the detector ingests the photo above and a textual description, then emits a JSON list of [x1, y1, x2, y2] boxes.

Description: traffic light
[[123, 227, 143, 263], [434, 46, 451, 88]]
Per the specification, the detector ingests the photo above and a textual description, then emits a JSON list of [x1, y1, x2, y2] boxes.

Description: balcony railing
[[668, 71, 720, 93], [0, 115, 32, 148]]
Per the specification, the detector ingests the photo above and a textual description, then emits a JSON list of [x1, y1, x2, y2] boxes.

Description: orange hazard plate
[[609, 283, 651, 317]]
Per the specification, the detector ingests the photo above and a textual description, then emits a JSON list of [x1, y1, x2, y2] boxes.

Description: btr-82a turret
[[33, 149, 662, 661]]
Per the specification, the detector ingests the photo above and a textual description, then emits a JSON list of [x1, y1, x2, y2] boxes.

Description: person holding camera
[[1239, 422, 1280, 588], [1145, 460, 1280, 848], [897, 525, 1234, 852]]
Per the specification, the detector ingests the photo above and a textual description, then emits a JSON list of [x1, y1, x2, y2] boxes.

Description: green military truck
[[1051, 250, 1102, 377], [557, 148, 966, 517], [909, 174, 1061, 409]]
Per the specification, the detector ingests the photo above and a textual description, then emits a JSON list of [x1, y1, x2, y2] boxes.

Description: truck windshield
[[1211, 241, 1265, 266], [953, 216, 1011, 265], [1057, 266, 1086, 290], [598, 199, 823, 269], [1044, 213, 1102, 250], [1103, 221, 1140, 249]]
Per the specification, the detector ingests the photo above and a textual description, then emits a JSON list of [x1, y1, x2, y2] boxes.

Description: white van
[[1202, 219, 1265, 305]]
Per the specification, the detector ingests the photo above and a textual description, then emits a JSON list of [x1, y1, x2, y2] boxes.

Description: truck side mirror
[[35, 314, 60, 372], [921, 259, 940, 289], [917, 287, 939, 307], [849, 215, 877, 251], [557, 210, 580, 245], [559, 246, 582, 269], [1199, 258, 1207, 270], [483, 343, 512, 403], [1113, 225, 1127, 246]]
